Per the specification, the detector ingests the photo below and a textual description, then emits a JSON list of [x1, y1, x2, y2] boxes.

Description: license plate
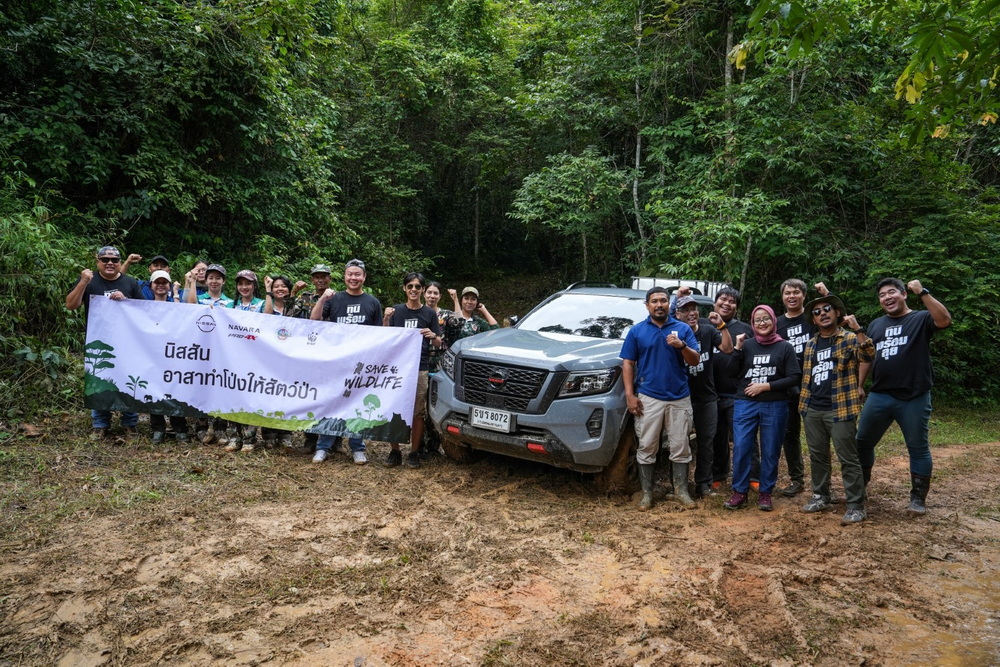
[[471, 407, 512, 433]]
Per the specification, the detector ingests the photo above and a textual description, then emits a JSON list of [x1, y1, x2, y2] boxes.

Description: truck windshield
[[518, 293, 647, 340]]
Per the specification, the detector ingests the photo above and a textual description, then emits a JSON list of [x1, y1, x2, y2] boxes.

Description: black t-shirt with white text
[[687, 319, 724, 404], [776, 312, 816, 363], [388, 304, 441, 371], [72, 273, 143, 323], [867, 310, 938, 400], [807, 334, 834, 411], [321, 292, 383, 327], [712, 318, 753, 397], [728, 338, 801, 402]]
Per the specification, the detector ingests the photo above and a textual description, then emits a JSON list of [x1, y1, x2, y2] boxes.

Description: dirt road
[[2, 432, 998, 665]]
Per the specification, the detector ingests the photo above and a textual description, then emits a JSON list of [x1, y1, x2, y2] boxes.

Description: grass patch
[[871, 402, 1000, 457]]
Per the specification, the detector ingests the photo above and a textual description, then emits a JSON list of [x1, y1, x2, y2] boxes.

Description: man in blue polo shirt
[[621, 287, 702, 511]]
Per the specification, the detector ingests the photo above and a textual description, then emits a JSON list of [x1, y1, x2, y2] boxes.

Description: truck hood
[[451, 328, 624, 370]]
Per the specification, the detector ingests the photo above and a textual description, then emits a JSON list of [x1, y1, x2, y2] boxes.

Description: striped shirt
[[798, 329, 875, 422]]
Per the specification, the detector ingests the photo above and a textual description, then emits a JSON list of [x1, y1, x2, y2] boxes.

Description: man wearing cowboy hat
[[797, 291, 874, 524]]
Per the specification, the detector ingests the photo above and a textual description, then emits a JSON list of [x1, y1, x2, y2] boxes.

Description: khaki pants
[[633, 394, 693, 465]]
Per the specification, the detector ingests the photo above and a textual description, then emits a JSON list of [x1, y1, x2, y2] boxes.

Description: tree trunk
[[739, 234, 752, 295], [474, 188, 480, 265], [581, 231, 588, 281]]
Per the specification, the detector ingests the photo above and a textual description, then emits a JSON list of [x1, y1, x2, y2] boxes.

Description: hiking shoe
[[176, 432, 189, 443], [90, 427, 108, 441], [724, 491, 748, 510], [749, 480, 760, 491], [385, 449, 402, 467], [215, 432, 230, 446], [801, 495, 832, 513], [696, 484, 717, 498], [197, 430, 213, 444], [405, 452, 421, 468], [780, 480, 804, 497], [151, 431, 165, 444], [312, 450, 328, 463], [841, 509, 867, 525], [280, 434, 294, 449], [353, 450, 368, 465], [224, 441, 242, 452], [758, 492, 773, 511], [241, 443, 255, 453]]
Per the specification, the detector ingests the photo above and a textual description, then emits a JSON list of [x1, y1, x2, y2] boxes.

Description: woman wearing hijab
[[725, 304, 801, 511]]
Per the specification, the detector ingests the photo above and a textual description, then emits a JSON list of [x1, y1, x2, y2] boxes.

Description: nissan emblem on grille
[[487, 368, 508, 390]]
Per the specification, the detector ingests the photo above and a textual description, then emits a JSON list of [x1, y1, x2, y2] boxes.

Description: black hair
[[645, 286, 668, 302], [402, 272, 426, 287], [270, 276, 293, 292], [426, 280, 442, 292], [716, 286, 742, 306], [875, 277, 906, 294]]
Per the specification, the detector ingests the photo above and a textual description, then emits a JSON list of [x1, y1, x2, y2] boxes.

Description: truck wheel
[[594, 426, 638, 494], [440, 435, 486, 464]]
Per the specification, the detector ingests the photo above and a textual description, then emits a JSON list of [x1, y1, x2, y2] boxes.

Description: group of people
[[65, 245, 500, 468], [620, 277, 951, 524]]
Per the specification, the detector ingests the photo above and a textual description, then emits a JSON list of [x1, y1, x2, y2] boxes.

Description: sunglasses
[[405, 283, 423, 290], [98, 257, 120, 264], [811, 304, 834, 316]]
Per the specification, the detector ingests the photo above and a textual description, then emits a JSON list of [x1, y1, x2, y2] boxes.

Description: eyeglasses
[[811, 304, 834, 316], [753, 318, 772, 325], [98, 257, 120, 264], [405, 283, 423, 291]]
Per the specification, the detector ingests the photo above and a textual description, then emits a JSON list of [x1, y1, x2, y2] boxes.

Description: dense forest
[[2, 0, 998, 413]]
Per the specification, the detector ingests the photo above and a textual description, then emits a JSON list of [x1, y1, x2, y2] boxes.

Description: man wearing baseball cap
[[797, 291, 874, 524], [291, 263, 333, 319], [65, 245, 144, 439]]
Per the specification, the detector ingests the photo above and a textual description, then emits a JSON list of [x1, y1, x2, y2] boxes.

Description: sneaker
[[801, 495, 831, 513], [241, 443, 255, 453], [198, 430, 213, 444], [90, 427, 108, 441], [353, 450, 368, 465], [696, 484, 716, 498], [215, 432, 230, 446], [224, 441, 242, 452], [385, 449, 402, 467], [758, 492, 773, 511], [841, 509, 867, 525], [781, 480, 804, 497], [176, 432, 189, 443], [151, 431, 165, 444], [405, 452, 421, 468], [724, 491, 748, 510], [312, 450, 329, 463], [749, 480, 760, 491], [280, 435, 295, 449]]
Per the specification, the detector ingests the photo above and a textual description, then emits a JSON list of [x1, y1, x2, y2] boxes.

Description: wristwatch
[[919, 288, 931, 297]]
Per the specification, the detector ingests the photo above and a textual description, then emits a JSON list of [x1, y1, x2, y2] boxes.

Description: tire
[[440, 435, 486, 464], [594, 425, 639, 495]]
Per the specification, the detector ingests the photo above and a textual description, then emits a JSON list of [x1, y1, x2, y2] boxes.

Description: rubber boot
[[638, 464, 654, 511], [673, 462, 696, 509], [907, 473, 930, 515], [862, 466, 872, 487]]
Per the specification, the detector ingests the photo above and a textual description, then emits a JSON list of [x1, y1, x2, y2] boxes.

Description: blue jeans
[[92, 409, 138, 429], [732, 399, 788, 494], [856, 390, 933, 477], [316, 434, 366, 453]]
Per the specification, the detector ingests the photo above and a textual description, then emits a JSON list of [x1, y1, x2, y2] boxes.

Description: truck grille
[[462, 361, 547, 412]]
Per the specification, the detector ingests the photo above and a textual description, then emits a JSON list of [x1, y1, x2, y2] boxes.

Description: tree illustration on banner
[[126, 375, 148, 399], [84, 340, 116, 375], [346, 394, 389, 432]]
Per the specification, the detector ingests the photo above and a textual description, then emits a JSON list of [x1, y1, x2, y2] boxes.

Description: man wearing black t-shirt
[[310, 258, 383, 465], [65, 245, 144, 439], [774, 278, 816, 497], [856, 278, 951, 515], [382, 272, 443, 469], [675, 295, 732, 498], [710, 287, 754, 490]]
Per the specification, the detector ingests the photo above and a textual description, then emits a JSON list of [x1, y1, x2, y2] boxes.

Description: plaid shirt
[[798, 329, 875, 422]]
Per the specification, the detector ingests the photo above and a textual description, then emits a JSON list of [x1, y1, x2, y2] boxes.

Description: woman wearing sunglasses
[[724, 304, 801, 511]]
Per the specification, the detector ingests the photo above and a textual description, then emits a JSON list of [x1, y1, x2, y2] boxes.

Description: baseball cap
[[345, 259, 366, 271], [461, 286, 480, 298], [310, 263, 332, 275], [148, 255, 169, 265], [97, 246, 121, 259], [675, 295, 698, 309], [205, 264, 226, 278], [150, 270, 171, 283], [235, 269, 258, 283]]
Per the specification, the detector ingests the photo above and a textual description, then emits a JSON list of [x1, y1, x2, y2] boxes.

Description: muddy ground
[[1, 420, 999, 666]]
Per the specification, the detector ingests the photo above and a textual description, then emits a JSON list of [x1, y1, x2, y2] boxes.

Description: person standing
[[798, 293, 874, 524], [382, 273, 443, 468], [710, 287, 754, 491], [65, 245, 144, 439], [856, 278, 951, 515], [724, 305, 801, 511], [443, 286, 499, 343], [291, 264, 332, 319], [774, 278, 816, 497], [310, 259, 383, 464], [145, 270, 189, 443], [674, 294, 733, 498], [184, 264, 233, 445], [621, 287, 702, 511]]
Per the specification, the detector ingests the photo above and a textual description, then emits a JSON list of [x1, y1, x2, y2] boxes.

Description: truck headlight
[[440, 348, 456, 379], [558, 368, 620, 397]]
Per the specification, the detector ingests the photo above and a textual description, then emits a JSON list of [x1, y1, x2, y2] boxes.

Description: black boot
[[907, 473, 930, 515]]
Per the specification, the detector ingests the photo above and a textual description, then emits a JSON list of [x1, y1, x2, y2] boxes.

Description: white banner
[[83, 296, 422, 443]]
